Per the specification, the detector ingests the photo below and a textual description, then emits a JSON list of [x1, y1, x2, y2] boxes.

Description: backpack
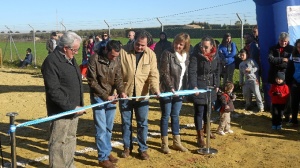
[[214, 91, 230, 112]]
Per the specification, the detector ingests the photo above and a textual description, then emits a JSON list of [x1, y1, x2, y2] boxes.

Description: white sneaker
[[217, 130, 226, 135], [225, 130, 234, 134]]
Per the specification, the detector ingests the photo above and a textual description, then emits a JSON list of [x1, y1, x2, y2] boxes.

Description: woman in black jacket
[[188, 36, 220, 148]]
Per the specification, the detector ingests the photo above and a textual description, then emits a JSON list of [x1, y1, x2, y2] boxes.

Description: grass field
[[0, 37, 241, 68]]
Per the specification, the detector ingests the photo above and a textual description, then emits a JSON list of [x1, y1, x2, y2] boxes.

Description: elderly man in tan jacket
[[119, 30, 160, 160]]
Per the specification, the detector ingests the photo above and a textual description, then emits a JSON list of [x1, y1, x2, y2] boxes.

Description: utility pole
[[157, 18, 164, 32], [236, 13, 244, 49], [28, 24, 37, 68], [104, 20, 110, 36], [60, 21, 66, 32]]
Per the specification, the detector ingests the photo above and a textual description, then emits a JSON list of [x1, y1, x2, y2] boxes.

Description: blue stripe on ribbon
[[10, 89, 207, 132]]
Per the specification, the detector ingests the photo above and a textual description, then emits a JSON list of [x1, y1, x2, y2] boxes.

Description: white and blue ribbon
[[9, 89, 207, 133]]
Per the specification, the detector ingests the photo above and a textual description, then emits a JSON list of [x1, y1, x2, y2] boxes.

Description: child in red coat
[[268, 72, 290, 130]]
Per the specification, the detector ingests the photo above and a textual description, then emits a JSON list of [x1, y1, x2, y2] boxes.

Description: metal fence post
[[197, 87, 218, 155], [6, 112, 18, 168], [0, 48, 3, 68]]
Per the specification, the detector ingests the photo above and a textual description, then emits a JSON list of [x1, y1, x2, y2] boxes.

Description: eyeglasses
[[200, 45, 210, 49], [103, 34, 108, 37], [68, 47, 80, 53]]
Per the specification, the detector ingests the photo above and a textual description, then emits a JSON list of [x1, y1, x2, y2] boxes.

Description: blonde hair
[[173, 33, 191, 53]]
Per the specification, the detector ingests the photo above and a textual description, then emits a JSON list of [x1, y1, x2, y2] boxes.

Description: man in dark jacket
[[268, 32, 293, 84], [41, 31, 85, 168], [154, 32, 172, 68], [46, 32, 58, 54], [87, 40, 127, 168]]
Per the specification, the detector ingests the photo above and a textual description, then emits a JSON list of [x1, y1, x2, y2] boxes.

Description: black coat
[[268, 43, 293, 84], [159, 48, 190, 92], [188, 49, 220, 104], [41, 49, 84, 118]]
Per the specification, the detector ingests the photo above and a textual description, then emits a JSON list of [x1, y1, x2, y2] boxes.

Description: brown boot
[[196, 129, 206, 148], [98, 160, 115, 168], [120, 148, 130, 158], [203, 123, 216, 139], [140, 151, 150, 160], [161, 136, 171, 154], [108, 154, 118, 163], [172, 135, 188, 152]]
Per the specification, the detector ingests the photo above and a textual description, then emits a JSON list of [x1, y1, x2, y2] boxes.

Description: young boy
[[239, 49, 264, 112], [19, 48, 33, 68], [217, 81, 236, 135], [268, 72, 289, 130]]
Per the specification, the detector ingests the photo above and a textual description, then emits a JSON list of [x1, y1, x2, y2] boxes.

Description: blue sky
[[0, 0, 256, 33]]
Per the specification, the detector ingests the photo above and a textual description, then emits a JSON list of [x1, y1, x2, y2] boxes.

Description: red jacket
[[268, 83, 289, 104]]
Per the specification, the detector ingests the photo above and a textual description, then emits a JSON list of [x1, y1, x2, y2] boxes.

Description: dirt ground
[[1, 68, 300, 168]]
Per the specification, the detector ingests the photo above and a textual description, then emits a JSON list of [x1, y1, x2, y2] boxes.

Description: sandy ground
[[1, 68, 300, 168]]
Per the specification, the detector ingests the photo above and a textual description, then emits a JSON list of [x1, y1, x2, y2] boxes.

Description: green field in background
[[0, 38, 241, 68]]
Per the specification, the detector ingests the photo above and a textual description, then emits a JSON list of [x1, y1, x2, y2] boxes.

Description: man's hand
[[154, 91, 161, 98], [120, 92, 128, 99], [108, 94, 119, 104], [283, 58, 288, 62]]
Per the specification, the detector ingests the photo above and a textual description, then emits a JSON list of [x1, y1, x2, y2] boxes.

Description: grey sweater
[[239, 58, 259, 85]]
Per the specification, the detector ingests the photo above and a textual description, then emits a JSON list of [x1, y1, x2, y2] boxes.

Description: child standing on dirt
[[217, 81, 236, 135], [239, 49, 264, 112], [268, 72, 289, 130]]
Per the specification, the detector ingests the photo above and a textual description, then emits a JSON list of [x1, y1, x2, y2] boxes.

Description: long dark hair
[[221, 33, 231, 46]]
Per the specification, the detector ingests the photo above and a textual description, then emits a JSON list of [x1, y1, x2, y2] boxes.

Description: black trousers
[[290, 85, 300, 124], [271, 104, 285, 126]]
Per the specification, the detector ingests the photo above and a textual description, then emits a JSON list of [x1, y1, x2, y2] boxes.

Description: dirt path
[[1, 69, 300, 168]]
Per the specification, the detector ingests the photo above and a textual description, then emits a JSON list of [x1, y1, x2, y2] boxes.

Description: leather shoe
[[108, 154, 118, 163], [98, 160, 115, 168], [140, 151, 150, 160], [120, 148, 130, 158]]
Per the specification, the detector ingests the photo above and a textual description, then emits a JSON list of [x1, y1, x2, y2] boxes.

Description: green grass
[[0, 38, 241, 68]]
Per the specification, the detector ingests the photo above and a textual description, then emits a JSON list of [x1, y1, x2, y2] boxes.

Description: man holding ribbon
[[87, 40, 127, 168], [119, 30, 160, 160]]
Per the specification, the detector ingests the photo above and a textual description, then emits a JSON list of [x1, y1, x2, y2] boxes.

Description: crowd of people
[[40, 28, 300, 167]]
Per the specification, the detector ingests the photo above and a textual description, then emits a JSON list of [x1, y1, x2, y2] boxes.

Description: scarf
[[203, 47, 217, 62]]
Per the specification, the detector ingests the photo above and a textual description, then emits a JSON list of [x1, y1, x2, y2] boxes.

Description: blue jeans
[[119, 99, 149, 153], [91, 96, 116, 162], [159, 96, 183, 136]]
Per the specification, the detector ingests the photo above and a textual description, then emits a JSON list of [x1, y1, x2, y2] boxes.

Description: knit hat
[[276, 72, 285, 80]]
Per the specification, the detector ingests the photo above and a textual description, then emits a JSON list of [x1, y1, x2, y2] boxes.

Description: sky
[[0, 0, 256, 33]]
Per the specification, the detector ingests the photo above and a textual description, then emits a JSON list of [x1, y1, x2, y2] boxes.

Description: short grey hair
[[279, 32, 289, 41], [58, 31, 82, 48]]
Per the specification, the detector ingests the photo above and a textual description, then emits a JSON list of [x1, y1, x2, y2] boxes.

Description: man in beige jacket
[[119, 30, 160, 160]]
